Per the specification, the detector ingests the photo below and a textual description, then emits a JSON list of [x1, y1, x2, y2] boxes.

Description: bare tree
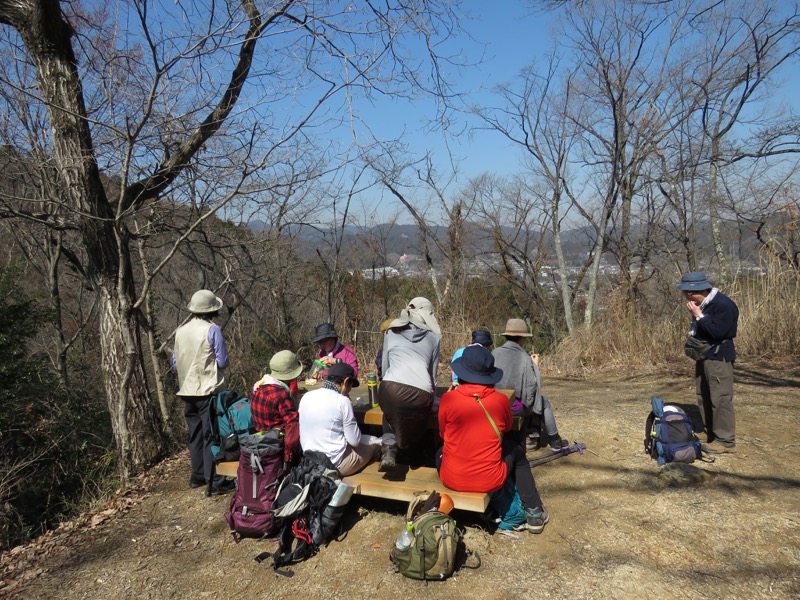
[[0, 0, 465, 477]]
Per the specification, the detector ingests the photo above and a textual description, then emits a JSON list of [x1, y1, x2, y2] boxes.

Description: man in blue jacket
[[677, 272, 739, 453]]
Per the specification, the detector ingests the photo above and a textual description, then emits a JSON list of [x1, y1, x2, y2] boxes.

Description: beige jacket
[[174, 318, 225, 396]]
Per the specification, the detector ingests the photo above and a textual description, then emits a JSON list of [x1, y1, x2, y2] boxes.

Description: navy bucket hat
[[676, 272, 713, 292], [471, 329, 493, 348], [451, 345, 503, 386], [313, 322, 339, 343]]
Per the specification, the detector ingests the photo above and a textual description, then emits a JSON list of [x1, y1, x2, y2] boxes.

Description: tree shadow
[[735, 365, 800, 389]]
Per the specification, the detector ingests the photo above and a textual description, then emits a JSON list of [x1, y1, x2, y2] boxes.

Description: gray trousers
[[695, 359, 735, 445], [182, 395, 226, 487]]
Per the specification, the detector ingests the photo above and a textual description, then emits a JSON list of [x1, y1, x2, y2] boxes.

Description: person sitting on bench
[[250, 350, 303, 465], [298, 362, 379, 477], [437, 345, 549, 533]]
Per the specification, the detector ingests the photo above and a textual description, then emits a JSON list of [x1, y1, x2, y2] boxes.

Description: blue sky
[[355, 1, 555, 185]]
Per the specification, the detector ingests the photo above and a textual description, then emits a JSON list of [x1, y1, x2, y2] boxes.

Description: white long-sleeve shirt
[[298, 387, 362, 467]]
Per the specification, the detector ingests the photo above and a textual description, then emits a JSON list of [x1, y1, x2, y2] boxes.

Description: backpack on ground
[[224, 429, 286, 541], [209, 390, 254, 462], [268, 450, 347, 571], [489, 478, 526, 531], [390, 491, 461, 582], [644, 396, 702, 465]]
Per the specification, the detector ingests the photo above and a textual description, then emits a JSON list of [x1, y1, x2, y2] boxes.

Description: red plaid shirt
[[250, 383, 300, 463]]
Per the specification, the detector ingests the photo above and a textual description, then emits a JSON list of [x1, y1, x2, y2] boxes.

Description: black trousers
[[181, 395, 226, 488]]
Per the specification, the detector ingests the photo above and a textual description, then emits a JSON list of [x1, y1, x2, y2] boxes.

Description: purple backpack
[[225, 429, 286, 541]]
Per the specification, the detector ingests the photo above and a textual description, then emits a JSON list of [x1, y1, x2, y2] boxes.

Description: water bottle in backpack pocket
[[390, 491, 461, 581]]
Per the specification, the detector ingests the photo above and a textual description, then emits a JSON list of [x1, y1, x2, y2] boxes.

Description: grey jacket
[[381, 325, 440, 393], [492, 340, 542, 414]]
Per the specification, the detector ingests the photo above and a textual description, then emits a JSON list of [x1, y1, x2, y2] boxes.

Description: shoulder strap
[[474, 394, 502, 441]]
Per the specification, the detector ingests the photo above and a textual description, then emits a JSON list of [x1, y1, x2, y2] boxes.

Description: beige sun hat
[[501, 318, 532, 337], [187, 289, 223, 314], [269, 350, 303, 381]]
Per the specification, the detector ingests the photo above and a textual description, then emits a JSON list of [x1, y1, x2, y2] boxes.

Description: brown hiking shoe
[[702, 441, 736, 454]]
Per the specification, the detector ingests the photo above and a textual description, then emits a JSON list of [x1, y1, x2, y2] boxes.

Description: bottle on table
[[367, 373, 379, 408]]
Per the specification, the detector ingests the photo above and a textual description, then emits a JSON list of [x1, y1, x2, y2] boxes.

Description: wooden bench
[[216, 461, 490, 512], [342, 462, 490, 513]]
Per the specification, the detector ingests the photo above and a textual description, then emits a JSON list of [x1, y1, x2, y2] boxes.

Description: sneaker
[[524, 507, 550, 534], [189, 476, 207, 489], [525, 437, 541, 452], [549, 436, 569, 451], [206, 479, 236, 497]]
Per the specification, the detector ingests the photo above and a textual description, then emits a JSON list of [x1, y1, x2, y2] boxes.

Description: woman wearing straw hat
[[492, 318, 568, 451], [173, 290, 235, 496]]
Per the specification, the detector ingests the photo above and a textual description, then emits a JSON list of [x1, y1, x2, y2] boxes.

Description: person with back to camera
[[438, 345, 549, 533], [676, 271, 739, 454], [298, 362, 380, 476], [492, 318, 569, 451], [451, 328, 493, 384], [249, 350, 303, 465], [312, 322, 359, 379], [172, 289, 236, 496], [378, 297, 441, 471]]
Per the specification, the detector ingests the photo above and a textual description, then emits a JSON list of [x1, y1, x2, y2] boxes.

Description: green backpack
[[390, 491, 461, 581]]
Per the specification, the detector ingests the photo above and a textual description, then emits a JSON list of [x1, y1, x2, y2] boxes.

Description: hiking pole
[[528, 441, 587, 468]]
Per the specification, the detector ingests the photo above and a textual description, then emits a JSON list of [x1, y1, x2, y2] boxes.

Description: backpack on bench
[[209, 390, 254, 463], [644, 396, 702, 465]]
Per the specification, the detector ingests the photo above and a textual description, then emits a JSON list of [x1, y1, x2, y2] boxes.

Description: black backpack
[[264, 450, 351, 573], [644, 397, 703, 465]]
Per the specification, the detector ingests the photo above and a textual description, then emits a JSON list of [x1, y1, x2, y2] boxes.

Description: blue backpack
[[490, 478, 527, 530], [644, 397, 702, 466], [209, 390, 254, 462]]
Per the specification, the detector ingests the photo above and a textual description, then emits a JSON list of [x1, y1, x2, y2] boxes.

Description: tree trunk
[[98, 285, 165, 479], [1, 0, 167, 478]]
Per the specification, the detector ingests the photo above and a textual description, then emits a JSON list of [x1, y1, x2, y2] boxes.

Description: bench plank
[[217, 460, 490, 512], [343, 462, 490, 513], [216, 461, 239, 478]]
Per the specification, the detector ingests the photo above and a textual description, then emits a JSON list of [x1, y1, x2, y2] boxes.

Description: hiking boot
[[524, 507, 550, 534], [702, 441, 736, 455], [379, 445, 397, 472], [189, 476, 207, 489], [525, 436, 541, 452], [549, 436, 569, 451], [206, 479, 236, 497]]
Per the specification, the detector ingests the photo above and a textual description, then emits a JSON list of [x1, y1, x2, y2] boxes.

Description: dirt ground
[[3, 361, 799, 600]]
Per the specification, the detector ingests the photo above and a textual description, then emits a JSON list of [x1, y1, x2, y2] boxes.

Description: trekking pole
[[528, 441, 587, 468]]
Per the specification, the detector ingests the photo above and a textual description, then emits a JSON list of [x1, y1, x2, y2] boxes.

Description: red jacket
[[437, 383, 511, 493]]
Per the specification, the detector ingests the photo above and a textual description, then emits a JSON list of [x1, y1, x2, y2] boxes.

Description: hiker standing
[[492, 318, 568, 451], [677, 272, 739, 453], [173, 290, 235, 496], [378, 297, 441, 470]]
